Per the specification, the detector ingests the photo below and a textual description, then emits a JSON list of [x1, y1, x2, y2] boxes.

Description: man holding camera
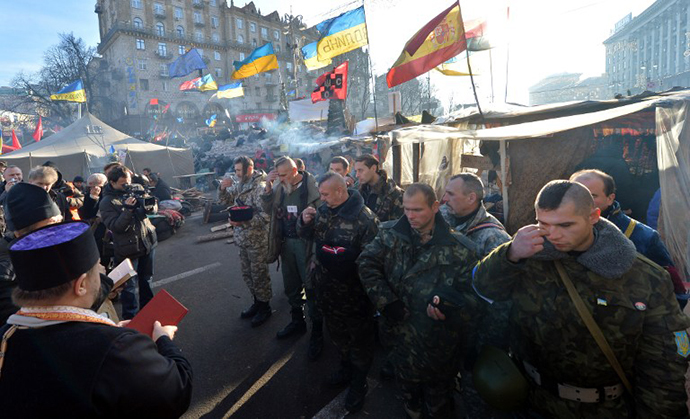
[[100, 166, 158, 319]]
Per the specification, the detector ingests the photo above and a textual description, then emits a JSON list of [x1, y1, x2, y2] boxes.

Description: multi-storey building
[[528, 73, 608, 106], [604, 0, 690, 96], [94, 0, 318, 126]]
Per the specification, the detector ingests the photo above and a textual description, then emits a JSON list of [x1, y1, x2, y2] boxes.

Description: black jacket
[[152, 178, 173, 202], [99, 184, 157, 259], [0, 322, 193, 418]]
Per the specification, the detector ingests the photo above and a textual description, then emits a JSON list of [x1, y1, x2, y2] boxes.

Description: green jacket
[[473, 219, 690, 418], [357, 212, 481, 382], [358, 170, 404, 222], [219, 171, 269, 246]]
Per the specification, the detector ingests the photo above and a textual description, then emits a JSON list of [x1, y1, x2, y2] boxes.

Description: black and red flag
[[311, 61, 348, 103]]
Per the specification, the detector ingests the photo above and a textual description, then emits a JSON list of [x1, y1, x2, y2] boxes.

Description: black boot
[[307, 320, 323, 361], [250, 301, 272, 327], [327, 360, 352, 388], [345, 367, 369, 413], [240, 297, 259, 319], [276, 307, 307, 339]]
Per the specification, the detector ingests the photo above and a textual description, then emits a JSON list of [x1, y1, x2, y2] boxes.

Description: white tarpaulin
[[288, 98, 329, 122]]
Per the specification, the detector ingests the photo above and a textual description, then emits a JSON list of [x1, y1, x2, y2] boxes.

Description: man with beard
[[219, 156, 272, 327], [0, 222, 192, 418], [297, 172, 378, 412]]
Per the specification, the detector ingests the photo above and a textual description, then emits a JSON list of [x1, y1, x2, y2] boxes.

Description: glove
[[383, 300, 408, 322]]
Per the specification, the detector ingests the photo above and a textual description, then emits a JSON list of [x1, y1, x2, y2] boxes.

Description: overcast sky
[[0, 0, 657, 105]]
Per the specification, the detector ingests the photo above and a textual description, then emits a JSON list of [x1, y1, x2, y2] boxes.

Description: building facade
[[95, 0, 318, 124], [604, 0, 690, 96], [528, 73, 608, 106]]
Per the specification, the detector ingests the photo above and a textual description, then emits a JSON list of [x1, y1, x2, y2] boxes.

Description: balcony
[[192, 0, 204, 8], [265, 95, 278, 102], [194, 21, 205, 27], [154, 11, 166, 19], [155, 51, 173, 60]]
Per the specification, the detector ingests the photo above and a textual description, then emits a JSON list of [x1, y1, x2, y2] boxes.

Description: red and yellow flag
[[387, 2, 471, 88]]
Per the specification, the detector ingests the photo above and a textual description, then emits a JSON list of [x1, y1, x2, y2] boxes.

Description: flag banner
[[149, 98, 159, 105], [197, 74, 218, 91], [32, 116, 43, 142], [301, 41, 332, 71], [232, 43, 279, 79], [11, 130, 21, 149], [434, 49, 488, 76], [316, 6, 368, 61], [168, 48, 207, 78], [50, 80, 86, 102], [205, 114, 217, 127], [213, 82, 244, 99], [387, 2, 474, 88], [179, 77, 201, 91], [311, 61, 348, 103], [162, 104, 170, 113]]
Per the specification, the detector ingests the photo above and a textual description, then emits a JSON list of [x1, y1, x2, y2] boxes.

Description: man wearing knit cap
[[0, 222, 193, 418]]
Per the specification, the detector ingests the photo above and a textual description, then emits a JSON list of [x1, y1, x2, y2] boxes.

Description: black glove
[[383, 300, 408, 322]]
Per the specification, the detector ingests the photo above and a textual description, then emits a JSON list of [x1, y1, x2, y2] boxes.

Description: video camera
[[122, 184, 156, 212]]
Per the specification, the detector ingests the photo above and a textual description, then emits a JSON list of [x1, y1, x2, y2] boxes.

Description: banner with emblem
[[311, 61, 348, 103]]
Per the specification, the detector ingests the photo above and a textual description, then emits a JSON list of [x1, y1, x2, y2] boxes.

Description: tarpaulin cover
[[288, 98, 329, 122]]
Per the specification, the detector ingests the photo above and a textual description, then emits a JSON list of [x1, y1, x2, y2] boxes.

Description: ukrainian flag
[[50, 80, 86, 102], [232, 43, 279, 79], [316, 6, 368, 61], [301, 41, 332, 71], [197, 74, 218, 91], [213, 82, 244, 99]]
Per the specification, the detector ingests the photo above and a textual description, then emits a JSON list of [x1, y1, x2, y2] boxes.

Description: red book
[[127, 290, 189, 337]]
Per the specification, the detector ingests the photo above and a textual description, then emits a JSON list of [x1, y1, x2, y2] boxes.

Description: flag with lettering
[[316, 6, 368, 61], [311, 61, 348, 103]]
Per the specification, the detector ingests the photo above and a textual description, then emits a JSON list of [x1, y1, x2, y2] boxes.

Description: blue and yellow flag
[[205, 114, 217, 128], [50, 80, 86, 103], [232, 43, 279, 79], [197, 74, 218, 91], [213, 82, 244, 99], [301, 41, 332, 71], [316, 6, 368, 61]]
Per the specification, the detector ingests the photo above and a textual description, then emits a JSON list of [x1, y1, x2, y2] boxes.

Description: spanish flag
[[387, 2, 472, 88], [213, 82, 244, 99], [232, 43, 279, 79], [301, 42, 332, 71], [50, 80, 87, 103], [316, 6, 368, 61]]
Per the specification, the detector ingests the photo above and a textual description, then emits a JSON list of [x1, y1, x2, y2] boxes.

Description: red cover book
[[127, 290, 189, 337]]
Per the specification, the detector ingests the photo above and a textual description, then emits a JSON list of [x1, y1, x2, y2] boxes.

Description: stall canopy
[[1, 112, 194, 186]]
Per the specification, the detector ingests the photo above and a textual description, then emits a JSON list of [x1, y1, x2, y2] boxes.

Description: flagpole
[[78, 103, 82, 119], [489, 49, 495, 103], [362, 2, 379, 131], [459, 1, 485, 121], [504, 4, 510, 103]]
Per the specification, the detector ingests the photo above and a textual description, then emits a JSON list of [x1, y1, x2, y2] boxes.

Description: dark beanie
[[73, 176, 84, 183], [9, 222, 100, 291], [5, 183, 61, 231]]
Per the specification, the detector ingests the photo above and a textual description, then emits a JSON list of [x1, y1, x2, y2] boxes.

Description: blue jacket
[[605, 200, 674, 267]]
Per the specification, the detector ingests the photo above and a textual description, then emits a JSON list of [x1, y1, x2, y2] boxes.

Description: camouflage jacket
[[440, 202, 511, 257], [296, 190, 378, 312], [357, 212, 482, 382], [358, 170, 404, 222], [473, 218, 690, 418], [219, 171, 269, 246]]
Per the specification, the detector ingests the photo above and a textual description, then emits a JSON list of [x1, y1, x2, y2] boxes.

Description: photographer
[[99, 166, 158, 319]]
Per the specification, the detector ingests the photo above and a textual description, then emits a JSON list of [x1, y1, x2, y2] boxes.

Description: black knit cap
[[9, 222, 100, 291], [5, 183, 61, 231]]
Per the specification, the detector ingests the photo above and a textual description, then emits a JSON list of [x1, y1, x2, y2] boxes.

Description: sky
[[0, 0, 657, 106]]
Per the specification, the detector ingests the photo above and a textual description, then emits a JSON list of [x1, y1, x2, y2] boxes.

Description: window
[[140, 79, 149, 91], [131, 0, 142, 9], [136, 39, 145, 50], [156, 22, 165, 37], [265, 72, 272, 79], [254, 86, 260, 96], [261, 27, 268, 39], [214, 51, 221, 61], [162, 81, 169, 91], [160, 64, 169, 76], [210, 0, 217, 5], [212, 33, 220, 43], [178, 45, 186, 55], [176, 25, 185, 38], [250, 22, 256, 32], [273, 30, 279, 41], [237, 34, 244, 44], [239, 52, 245, 61], [211, 16, 219, 28], [197, 49, 204, 56], [195, 30, 204, 42], [236, 18, 243, 29], [154, 2, 164, 15], [174, 7, 183, 20], [138, 59, 147, 70], [158, 42, 168, 56], [194, 12, 203, 24], [133, 17, 143, 29], [286, 62, 293, 71], [215, 68, 222, 78], [275, 44, 280, 53], [251, 38, 257, 47]]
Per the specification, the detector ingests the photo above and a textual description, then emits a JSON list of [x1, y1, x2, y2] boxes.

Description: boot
[[380, 359, 395, 381], [250, 301, 272, 327], [345, 367, 369, 413], [327, 360, 352, 388], [240, 297, 259, 319], [276, 307, 307, 339], [307, 319, 324, 361]]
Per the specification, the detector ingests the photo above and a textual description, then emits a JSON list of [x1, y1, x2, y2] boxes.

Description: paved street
[[115, 211, 415, 419]]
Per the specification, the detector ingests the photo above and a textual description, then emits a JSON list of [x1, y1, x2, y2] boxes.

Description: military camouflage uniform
[[296, 190, 379, 373], [358, 212, 482, 418], [473, 218, 690, 418], [358, 169, 404, 222], [220, 171, 271, 302]]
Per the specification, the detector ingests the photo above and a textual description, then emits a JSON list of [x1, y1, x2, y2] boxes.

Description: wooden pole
[[500, 139, 509, 227]]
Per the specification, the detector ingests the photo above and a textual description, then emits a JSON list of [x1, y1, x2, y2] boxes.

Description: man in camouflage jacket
[[354, 154, 404, 222], [296, 173, 379, 413], [219, 156, 272, 327], [358, 183, 481, 419], [472, 180, 690, 418]]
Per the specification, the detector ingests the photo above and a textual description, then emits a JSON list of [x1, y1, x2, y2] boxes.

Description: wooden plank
[[196, 231, 235, 243], [210, 223, 232, 232]]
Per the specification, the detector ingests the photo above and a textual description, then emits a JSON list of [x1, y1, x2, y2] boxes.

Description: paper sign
[[287, 205, 298, 214]]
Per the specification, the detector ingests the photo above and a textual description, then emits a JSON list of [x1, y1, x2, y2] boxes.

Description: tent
[[1, 113, 194, 187]]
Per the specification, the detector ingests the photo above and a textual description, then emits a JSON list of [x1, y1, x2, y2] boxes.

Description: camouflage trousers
[[398, 377, 456, 419], [238, 244, 272, 302]]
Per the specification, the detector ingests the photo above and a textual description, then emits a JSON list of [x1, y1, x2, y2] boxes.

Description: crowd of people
[[0, 148, 688, 419]]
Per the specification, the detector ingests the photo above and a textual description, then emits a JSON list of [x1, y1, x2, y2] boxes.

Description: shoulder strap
[[466, 222, 505, 234], [624, 219, 637, 238], [554, 260, 633, 394]]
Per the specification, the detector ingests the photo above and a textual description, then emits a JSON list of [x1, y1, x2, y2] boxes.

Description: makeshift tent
[[1, 113, 194, 186]]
